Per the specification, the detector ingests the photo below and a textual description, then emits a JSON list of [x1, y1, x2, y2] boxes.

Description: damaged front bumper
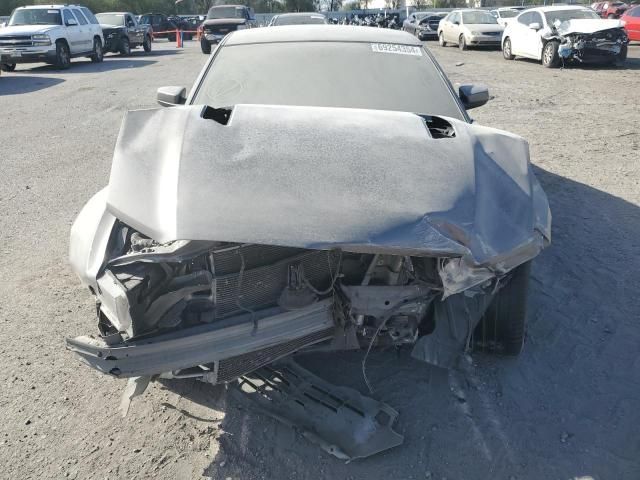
[[67, 300, 334, 379], [556, 27, 628, 63]]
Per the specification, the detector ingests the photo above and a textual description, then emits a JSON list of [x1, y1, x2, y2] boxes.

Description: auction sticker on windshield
[[371, 44, 422, 56]]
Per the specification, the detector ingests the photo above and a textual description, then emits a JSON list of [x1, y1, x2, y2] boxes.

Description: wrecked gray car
[[67, 26, 551, 459]]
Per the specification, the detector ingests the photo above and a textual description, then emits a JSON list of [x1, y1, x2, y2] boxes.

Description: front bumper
[[0, 47, 57, 64], [66, 299, 335, 381], [104, 36, 123, 53], [204, 33, 225, 43], [417, 29, 438, 40], [467, 35, 502, 46]]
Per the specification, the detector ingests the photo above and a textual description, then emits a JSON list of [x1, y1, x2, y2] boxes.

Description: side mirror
[[528, 22, 541, 30], [157, 86, 187, 107], [66, 18, 78, 26], [454, 20, 460, 25], [459, 84, 490, 110]]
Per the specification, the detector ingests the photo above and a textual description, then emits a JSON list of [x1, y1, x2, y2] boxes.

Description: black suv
[[200, 5, 255, 54], [139, 13, 178, 41]]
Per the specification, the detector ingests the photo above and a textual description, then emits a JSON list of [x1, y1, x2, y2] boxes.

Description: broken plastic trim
[[232, 359, 404, 461]]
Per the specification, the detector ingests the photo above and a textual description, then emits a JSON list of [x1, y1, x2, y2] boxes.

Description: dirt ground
[[0, 39, 638, 480]]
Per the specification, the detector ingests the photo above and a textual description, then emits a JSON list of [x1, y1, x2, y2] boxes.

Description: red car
[[622, 5, 640, 40], [592, 1, 629, 18]]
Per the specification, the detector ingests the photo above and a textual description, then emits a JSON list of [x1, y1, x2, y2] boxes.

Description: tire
[[1, 63, 16, 72], [502, 37, 515, 60], [200, 38, 211, 54], [90, 37, 103, 63], [459, 34, 467, 51], [54, 41, 71, 69], [143, 35, 152, 53], [542, 40, 560, 68], [607, 13, 615, 18], [168, 33, 176, 42], [473, 261, 531, 356], [618, 44, 627, 63], [438, 32, 447, 47], [120, 37, 131, 56]]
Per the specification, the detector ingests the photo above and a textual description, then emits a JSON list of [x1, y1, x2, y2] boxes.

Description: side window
[[126, 15, 135, 27], [518, 12, 533, 25], [62, 9, 76, 26], [81, 8, 99, 24], [452, 13, 460, 24], [530, 11, 543, 25], [72, 9, 88, 25]]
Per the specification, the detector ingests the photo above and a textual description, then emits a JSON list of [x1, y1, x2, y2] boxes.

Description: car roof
[[97, 12, 130, 15], [16, 4, 77, 9], [225, 25, 423, 46], [277, 12, 325, 17], [529, 5, 592, 12]]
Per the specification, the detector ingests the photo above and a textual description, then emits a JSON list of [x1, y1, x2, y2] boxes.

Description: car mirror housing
[[458, 84, 490, 110], [157, 86, 187, 107], [528, 22, 542, 30]]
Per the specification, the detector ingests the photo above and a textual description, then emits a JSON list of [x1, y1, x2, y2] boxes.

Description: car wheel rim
[[544, 46, 552, 64], [62, 48, 69, 65], [504, 41, 511, 57]]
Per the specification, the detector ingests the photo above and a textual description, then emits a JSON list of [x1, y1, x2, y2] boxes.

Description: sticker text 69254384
[[371, 44, 423, 56]]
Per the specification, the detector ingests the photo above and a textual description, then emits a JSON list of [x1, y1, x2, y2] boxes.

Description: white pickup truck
[[0, 4, 104, 70]]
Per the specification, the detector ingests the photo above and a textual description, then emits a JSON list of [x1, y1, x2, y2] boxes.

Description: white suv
[[0, 5, 104, 70]]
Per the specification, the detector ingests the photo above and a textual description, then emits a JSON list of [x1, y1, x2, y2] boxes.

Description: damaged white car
[[67, 26, 551, 459], [502, 6, 628, 67]]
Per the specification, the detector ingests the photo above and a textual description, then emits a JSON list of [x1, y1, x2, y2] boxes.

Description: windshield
[[273, 14, 326, 25], [499, 10, 519, 18], [462, 11, 498, 24], [95, 13, 124, 26], [9, 8, 62, 26], [194, 42, 464, 120], [544, 9, 600, 23], [207, 6, 245, 19]]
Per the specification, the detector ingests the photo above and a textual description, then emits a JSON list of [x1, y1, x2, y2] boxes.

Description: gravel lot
[[1, 39, 639, 480]]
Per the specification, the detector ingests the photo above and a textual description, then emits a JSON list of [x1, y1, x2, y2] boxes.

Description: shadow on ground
[[21, 58, 158, 74], [0, 75, 65, 95], [160, 166, 640, 480]]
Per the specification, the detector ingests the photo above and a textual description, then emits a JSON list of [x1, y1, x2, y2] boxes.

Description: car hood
[[556, 18, 624, 34], [106, 104, 550, 295], [202, 18, 246, 26], [464, 23, 504, 33], [0, 24, 59, 35]]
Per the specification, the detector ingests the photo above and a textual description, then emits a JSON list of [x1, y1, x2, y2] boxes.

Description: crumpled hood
[[106, 104, 550, 295], [556, 18, 624, 35], [0, 24, 59, 36]]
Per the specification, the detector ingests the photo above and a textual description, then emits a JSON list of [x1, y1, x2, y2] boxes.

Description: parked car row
[[403, 5, 632, 69], [0, 4, 208, 71]]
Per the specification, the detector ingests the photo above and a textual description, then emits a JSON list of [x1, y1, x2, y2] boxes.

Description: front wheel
[[143, 35, 152, 53], [200, 38, 211, 54], [120, 37, 131, 56], [55, 41, 71, 69], [502, 37, 515, 60], [91, 38, 103, 63], [459, 34, 467, 51], [1, 63, 16, 72], [438, 32, 447, 47], [542, 41, 560, 68], [473, 261, 531, 356]]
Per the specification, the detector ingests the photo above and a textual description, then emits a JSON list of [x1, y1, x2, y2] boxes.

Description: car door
[[520, 11, 544, 59], [510, 11, 533, 57], [71, 8, 92, 52], [446, 12, 460, 42], [62, 9, 82, 54], [625, 6, 640, 40], [126, 14, 142, 44], [406, 14, 417, 34]]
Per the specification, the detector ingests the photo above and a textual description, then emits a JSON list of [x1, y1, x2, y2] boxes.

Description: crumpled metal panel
[[105, 104, 550, 296]]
